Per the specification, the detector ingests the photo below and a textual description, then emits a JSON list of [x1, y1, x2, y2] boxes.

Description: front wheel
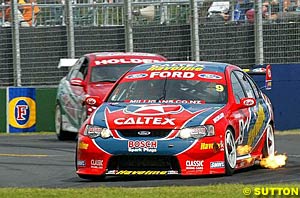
[[55, 104, 76, 141], [224, 129, 237, 176]]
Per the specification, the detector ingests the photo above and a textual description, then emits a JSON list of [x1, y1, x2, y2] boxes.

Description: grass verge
[[1, 184, 300, 198]]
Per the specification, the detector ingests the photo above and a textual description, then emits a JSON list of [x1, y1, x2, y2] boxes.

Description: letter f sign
[[16, 105, 28, 120]]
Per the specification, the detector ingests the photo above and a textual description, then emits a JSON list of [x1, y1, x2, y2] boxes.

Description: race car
[[76, 61, 274, 179], [55, 52, 167, 140]]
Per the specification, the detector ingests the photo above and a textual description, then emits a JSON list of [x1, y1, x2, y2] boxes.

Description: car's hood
[[91, 103, 225, 129], [87, 82, 114, 100]]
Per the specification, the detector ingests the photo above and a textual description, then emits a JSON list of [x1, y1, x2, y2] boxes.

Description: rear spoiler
[[58, 58, 78, 68], [243, 64, 272, 90]]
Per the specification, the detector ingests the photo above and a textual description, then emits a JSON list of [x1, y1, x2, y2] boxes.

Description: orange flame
[[237, 145, 252, 155], [260, 154, 288, 169]]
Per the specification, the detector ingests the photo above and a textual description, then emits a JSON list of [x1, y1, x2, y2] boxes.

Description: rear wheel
[[262, 124, 275, 157], [224, 129, 237, 176], [55, 104, 76, 141]]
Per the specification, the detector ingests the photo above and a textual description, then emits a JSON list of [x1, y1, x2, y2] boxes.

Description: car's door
[[231, 70, 270, 155], [64, 57, 88, 128]]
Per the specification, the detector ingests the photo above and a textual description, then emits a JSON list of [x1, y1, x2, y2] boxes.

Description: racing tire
[[224, 129, 237, 176], [262, 124, 275, 158], [55, 104, 76, 141]]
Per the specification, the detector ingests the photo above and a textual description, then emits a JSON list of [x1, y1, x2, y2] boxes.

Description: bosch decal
[[128, 140, 157, 153]]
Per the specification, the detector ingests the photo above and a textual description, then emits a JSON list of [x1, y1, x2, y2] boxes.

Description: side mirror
[[70, 78, 85, 87], [85, 96, 102, 107], [239, 98, 256, 109], [233, 98, 256, 110]]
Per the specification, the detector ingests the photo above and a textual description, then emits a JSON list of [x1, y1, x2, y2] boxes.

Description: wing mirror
[[239, 98, 256, 109], [85, 96, 102, 107], [70, 78, 85, 86]]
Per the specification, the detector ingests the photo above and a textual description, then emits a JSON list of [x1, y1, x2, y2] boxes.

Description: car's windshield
[[90, 64, 138, 82], [107, 78, 227, 104]]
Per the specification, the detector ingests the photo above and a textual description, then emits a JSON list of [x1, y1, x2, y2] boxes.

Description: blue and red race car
[[76, 61, 274, 179]]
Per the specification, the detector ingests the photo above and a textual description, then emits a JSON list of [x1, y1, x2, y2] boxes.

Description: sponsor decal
[[78, 141, 89, 150], [115, 170, 168, 175], [149, 71, 195, 79], [210, 161, 225, 168], [198, 73, 222, 80], [86, 97, 97, 105], [247, 103, 265, 146], [128, 140, 157, 153], [200, 143, 223, 150], [125, 73, 148, 79], [213, 113, 224, 123], [147, 64, 204, 71], [7, 87, 36, 132], [95, 58, 159, 65], [124, 104, 183, 115], [137, 131, 151, 136], [243, 99, 255, 106], [252, 68, 266, 73], [185, 160, 204, 170], [91, 159, 104, 169], [77, 160, 86, 167], [128, 100, 205, 104], [114, 117, 175, 125]]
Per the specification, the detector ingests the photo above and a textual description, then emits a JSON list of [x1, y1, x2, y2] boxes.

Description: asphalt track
[[0, 133, 299, 188]]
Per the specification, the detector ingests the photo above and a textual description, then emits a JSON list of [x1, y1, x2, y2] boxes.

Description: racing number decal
[[215, 85, 224, 92]]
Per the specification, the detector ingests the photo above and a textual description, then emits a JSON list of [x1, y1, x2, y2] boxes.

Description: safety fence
[[0, 0, 299, 87]]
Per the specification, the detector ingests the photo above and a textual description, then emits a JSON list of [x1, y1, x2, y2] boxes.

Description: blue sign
[[7, 87, 36, 133]]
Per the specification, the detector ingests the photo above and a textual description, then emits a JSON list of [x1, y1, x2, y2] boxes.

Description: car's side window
[[231, 72, 246, 103], [67, 57, 86, 80], [246, 75, 261, 99], [234, 71, 255, 98]]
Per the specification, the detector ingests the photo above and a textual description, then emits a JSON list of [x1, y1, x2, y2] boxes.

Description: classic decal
[[90, 159, 104, 169], [186, 160, 204, 170]]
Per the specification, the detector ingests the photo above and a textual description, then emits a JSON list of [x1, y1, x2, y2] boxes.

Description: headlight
[[84, 125, 111, 139], [178, 125, 215, 139]]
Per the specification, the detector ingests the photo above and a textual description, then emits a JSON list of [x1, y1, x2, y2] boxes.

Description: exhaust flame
[[260, 154, 288, 169], [237, 145, 252, 155]]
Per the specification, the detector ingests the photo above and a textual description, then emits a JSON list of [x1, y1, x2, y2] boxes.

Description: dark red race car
[[55, 52, 167, 140], [76, 61, 274, 179]]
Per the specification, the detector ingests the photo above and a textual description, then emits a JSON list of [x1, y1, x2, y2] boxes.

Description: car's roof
[[85, 52, 165, 58], [130, 61, 230, 73]]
